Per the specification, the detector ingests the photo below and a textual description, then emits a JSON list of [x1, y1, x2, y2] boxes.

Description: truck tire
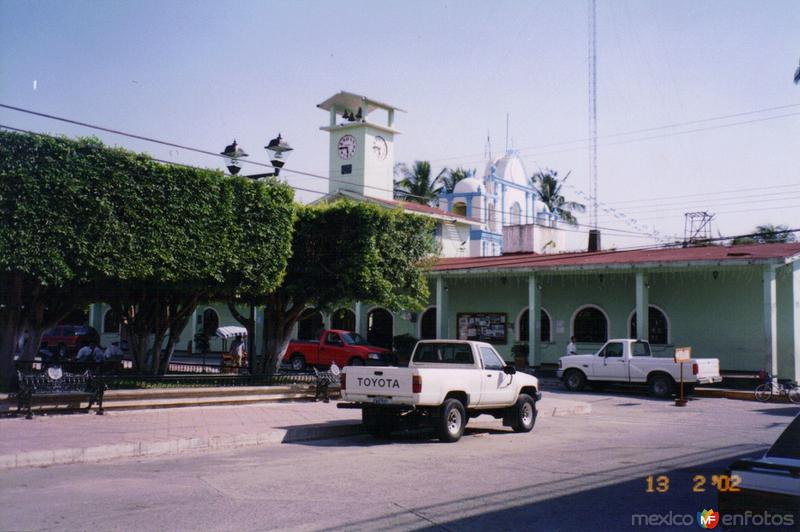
[[510, 394, 537, 433], [362, 408, 394, 438], [289, 354, 305, 371], [648, 374, 675, 399], [437, 398, 466, 443], [563, 370, 586, 392], [348, 357, 364, 366]]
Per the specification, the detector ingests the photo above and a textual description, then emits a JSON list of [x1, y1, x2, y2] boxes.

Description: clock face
[[372, 136, 388, 160], [337, 134, 357, 160]]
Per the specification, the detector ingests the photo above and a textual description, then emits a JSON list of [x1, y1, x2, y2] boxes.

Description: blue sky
[[1, 0, 798, 248]]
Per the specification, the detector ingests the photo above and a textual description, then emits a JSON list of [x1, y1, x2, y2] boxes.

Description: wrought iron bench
[[16, 367, 106, 419], [313, 366, 341, 403]]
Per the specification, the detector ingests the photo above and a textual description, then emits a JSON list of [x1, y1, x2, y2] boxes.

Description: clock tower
[[317, 91, 403, 201]]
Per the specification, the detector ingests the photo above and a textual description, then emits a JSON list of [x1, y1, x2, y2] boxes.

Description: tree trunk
[[160, 296, 198, 375], [0, 313, 20, 389], [261, 295, 306, 375]]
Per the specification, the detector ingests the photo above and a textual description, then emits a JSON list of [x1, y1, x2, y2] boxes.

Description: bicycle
[[754, 374, 800, 404]]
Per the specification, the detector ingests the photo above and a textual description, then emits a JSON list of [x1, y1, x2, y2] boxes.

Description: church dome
[[453, 176, 483, 194], [484, 151, 529, 187]]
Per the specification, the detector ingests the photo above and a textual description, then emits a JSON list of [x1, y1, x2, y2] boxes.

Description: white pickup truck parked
[[557, 339, 722, 398], [339, 340, 541, 442]]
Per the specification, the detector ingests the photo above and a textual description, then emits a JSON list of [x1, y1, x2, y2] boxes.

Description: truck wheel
[[289, 354, 305, 371], [362, 408, 394, 438], [648, 374, 675, 399], [510, 394, 537, 433], [563, 370, 586, 392], [437, 399, 466, 443], [348, 357, 364, 366]]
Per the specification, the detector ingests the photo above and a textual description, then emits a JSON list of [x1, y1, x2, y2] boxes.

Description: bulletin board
[[457, 313, 507, 344]]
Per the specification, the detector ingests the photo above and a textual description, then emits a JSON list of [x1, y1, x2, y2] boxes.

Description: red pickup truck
[[282, 330, 391, 371]]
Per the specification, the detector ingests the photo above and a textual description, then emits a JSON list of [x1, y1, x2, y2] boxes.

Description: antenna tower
[[684, 212, 715, 245], [588, 0, 598, 229]]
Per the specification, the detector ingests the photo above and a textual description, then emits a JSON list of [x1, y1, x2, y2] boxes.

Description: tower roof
[[317, 91, 406, 114]]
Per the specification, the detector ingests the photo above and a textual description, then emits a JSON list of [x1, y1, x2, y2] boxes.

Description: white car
[[557, 339, 722, 398], [339, 340, 541, 442]]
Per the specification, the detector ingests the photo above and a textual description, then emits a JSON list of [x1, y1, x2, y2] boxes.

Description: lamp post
[[220, 133, 293, 179], [220, 134, 295, 373]]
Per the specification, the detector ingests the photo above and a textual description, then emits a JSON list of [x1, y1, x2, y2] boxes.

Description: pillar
[[792, 261, 800, 382], [436, 276, 448, 339], [528, 274, 541, 366], [763, 266, 778, 377], [354, 302, 363, 337], [253, 306, 263, 357], [635, 272, 649, 341]]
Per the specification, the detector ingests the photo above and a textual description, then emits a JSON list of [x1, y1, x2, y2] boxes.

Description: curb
[[0, 421, 365, 471]]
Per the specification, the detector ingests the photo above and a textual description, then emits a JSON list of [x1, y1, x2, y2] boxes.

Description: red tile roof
[[433, 243, 800, 272]]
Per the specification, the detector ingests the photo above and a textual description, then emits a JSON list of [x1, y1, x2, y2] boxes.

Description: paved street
[[1, 392, 796, 531]]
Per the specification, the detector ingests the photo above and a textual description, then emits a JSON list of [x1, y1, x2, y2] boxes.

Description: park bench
[[313, 366, 341, 403], [16, 367, 106, 419]]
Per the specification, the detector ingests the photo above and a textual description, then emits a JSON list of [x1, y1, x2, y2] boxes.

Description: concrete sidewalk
[[0, 395, 590, 470]]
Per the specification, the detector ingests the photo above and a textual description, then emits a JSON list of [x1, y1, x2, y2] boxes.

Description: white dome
[[453, 176, 483, 194], [484, 151, 529, 187]]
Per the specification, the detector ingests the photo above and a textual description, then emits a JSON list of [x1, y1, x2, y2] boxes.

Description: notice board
[[457, 313, 507, 344]]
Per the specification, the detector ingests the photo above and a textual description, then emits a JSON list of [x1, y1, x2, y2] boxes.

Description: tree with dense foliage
[[439, 167, 476, 194], [732, 224, 797, 245], [0, 130, 294, 385], [259, 201, 437, 374], [393, 161, 447, 204], [530, 169, 586, 226]]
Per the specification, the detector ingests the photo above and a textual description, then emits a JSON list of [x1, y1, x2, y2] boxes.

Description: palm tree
[[393, 161, 446, 204], [530, 169, 586, 225], [439, 167, 476, 194], [794, 57, 800, 85], [733, 224, 797, 245]]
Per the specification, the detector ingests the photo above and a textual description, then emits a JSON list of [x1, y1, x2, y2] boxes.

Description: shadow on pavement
[[328, 446, 790, 531]]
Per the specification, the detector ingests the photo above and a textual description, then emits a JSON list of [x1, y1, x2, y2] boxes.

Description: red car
[[283, 329, 391, 371], [41, 325, 101, 358]]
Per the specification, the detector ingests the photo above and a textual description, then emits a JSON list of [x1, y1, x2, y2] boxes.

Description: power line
[[0, 114, 665, 240], [428, 102, 800, 164]]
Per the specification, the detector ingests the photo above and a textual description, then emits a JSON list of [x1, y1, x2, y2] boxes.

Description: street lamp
[[220, 133, 293, 178]]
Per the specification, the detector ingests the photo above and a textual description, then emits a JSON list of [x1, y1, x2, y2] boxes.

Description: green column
[[792, 261, 800, 382], [436, 276, 448, 339], [635, 272, 649, 340], [528, 273, 541, 366], [763, 265, 778, 377]]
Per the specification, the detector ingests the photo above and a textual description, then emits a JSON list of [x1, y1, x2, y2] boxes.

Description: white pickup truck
[[557, 339, 722, 398], [339, 340, 541, 442]]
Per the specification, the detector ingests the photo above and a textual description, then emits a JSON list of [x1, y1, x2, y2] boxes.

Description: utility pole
[[587, 0, 601, 251]]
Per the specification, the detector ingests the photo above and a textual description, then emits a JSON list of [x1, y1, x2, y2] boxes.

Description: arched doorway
[[297, 309, 324, 341], [420, 307, 436, 340], [202, 308, 219, 337], [629, 306, 670, 345], [331, 308, 356, 331], [367, 308, 393, 349], [572, 305, 608, 343]]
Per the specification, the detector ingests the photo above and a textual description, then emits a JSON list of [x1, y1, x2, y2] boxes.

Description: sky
[[1, 0, 799, 250]]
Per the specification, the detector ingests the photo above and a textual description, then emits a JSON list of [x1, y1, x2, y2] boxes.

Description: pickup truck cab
[[282, 329, 390, 371], [557, 339, 722, 398], [340, 340, 541, 442]]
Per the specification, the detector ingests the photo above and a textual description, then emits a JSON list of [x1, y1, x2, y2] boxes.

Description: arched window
[[367, 308, 393, 349], [572, 306, 608, 343], [331, 308, 356, 331], [452, 201, 467, 217], [518, 308, 552, 343], [420, 307, 437, 340], [510, 202, 522, 225], [297, 309, 324, 341], [103, 308, 121, 334], [202, 308, 219, 337], [629, 306, 670, 345]]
